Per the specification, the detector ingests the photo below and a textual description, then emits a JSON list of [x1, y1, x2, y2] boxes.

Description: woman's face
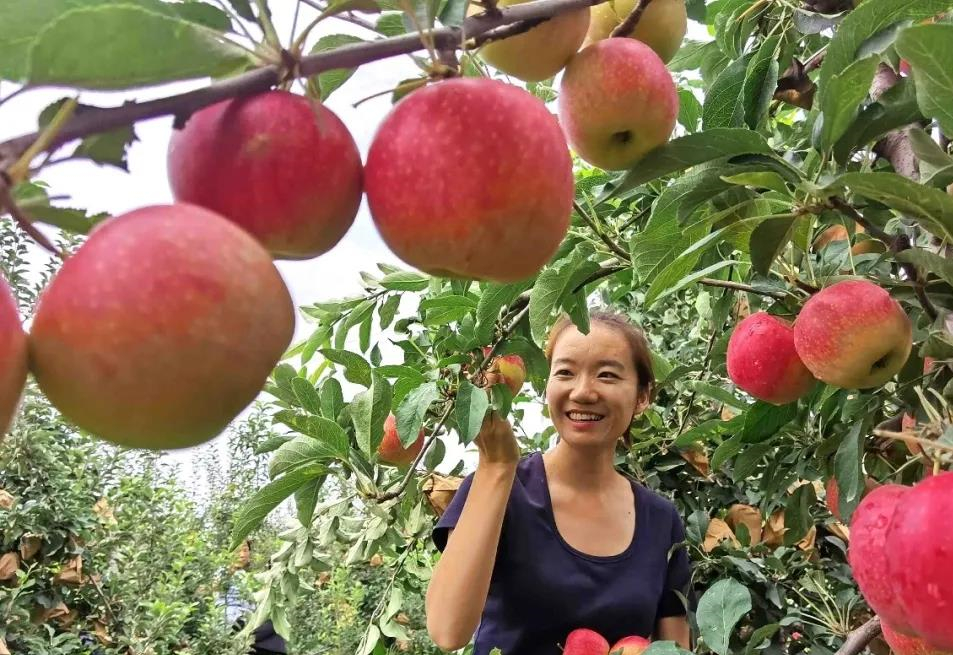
[[545, 322, 647, 450]]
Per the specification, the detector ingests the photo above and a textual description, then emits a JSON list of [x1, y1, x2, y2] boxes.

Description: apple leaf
[[295, 476, 326, 527], [455, 379, 490, 445], [749, 214, 798, 275], [226, 0, 256, 20], [703, 55, 749, 130], [320, 378, 345, 421], [897, 249, 953, 289], [528, 242, 595, 344], [290, 377, 323, 415], [39, 98, 140, 171], [320, 349, 372, 387], [711, 433, 745, 471], [309, 34, 364, 101], [269, 435, 336, 478], [272, 411, 351, 462], [474, 282, 531, 346], [833, 419, 867, 523], [376, 12, 406, 36], [741, 35, 780, 130], [669, 40, 717, 72], [816, 54, 880, 150], [896, 24, 953, 137], [833, 77, 923, 164], [606, 129, 772, 197], [396, 382, 438, 448], [741, 401, 799, 443], [677, 88, 703, 133], [379, 270, 430, 291], [744, 624, 781, 655], [642, 642, 694, 655], [783, 482, 816, 545], [229, 463, 326, 549], [26, 5, 250, 89], [438, 0, 468, 27], [696, 579, 752, 655], [377, 294, 401, 330], [351, 372, 393, 458], [733, 441, 775, 481], [817, 0, 953, 106]]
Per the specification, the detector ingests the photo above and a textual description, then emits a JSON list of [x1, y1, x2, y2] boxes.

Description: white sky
[[1, 2, 709, 492]]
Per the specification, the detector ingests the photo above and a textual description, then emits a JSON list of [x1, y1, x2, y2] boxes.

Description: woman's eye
[[599, 371, 619, 379], [554, 369, 572, 376]]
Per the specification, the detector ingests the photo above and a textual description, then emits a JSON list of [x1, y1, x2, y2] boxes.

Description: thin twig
[[0, 176, 66, 260], [829, 197, 891, 243], [573, 265, 627, 292], [698, 278, 787, 299], [834, 617, 881, 655], [874, 429, 953, 454], [574, 200, 631, 262], [0, 84, 30, 110], [610, 0, 654, 38]]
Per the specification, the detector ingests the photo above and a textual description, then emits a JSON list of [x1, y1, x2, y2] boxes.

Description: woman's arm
[[425, 413, 520, 651], [656, 615, 692, 650]]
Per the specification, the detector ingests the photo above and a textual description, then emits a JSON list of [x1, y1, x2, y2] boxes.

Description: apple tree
[[2, 0, 953, 654]]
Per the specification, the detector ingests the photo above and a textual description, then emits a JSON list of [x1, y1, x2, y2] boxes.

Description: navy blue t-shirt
[[432, 451, 692, 655]]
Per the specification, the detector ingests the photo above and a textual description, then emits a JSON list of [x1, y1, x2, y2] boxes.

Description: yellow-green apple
[[886, 473, 953, 650], [485, 348, 526, 395], [793, 280, 912, 389], [726, 312, 816, 405], [365, 78, 573, 283], [558, 39, 678, 171], [378, 414, 425, 466], [583, 0, 687, 63], [610, 635, 651, 655], [564, 628, 610, 655], [848, 484, 916, 635], [168, 90, 362, 260], [0, 276, 27, 436], [882, 622, 953, 655], [470, 0, 590, 81], [29, 203, 295, 450]]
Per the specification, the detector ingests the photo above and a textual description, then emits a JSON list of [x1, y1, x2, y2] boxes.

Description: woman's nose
[[569, 376, 598, 402]]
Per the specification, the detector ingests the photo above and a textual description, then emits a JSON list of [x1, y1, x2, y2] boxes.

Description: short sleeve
[[432, 472, 475, 552], [657, 505, 693, 618]]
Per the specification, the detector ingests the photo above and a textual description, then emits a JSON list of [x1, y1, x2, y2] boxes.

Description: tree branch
[[834, 617, 881, 655], [698, 278, 787, 299], [610, 0, 654, 38], [0, 0, 606, 172], [574, 200, 631, 262], [0, 175, 66, 260]]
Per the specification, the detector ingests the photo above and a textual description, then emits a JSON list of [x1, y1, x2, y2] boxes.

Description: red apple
[[848, 484, 916, 635], [882, 622, 953, 655], [484, 348, 527, 396], [885, 473, 953, 650], [168, 90, 363, 260], [726, 312, 816, 405], [0, 276, 27, 436], [365, 78, 573, 283], [378, 414, 425, 466], [29, 203, 295, 450], [610, 635, 651, 655], [564, 628, 610, 655], [558, 38, 678, 171], [793, 280, 912, 389], [825, 476, 878, 521]]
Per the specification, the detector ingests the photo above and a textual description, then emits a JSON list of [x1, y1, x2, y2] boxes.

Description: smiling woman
[[424, 310, 694, 655]]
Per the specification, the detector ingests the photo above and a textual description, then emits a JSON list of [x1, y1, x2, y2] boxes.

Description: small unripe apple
[[794, 280, 912, 389], [484, 348, 527, 395], [564, 628, 610, 655], [610, 635, 651, 655], [882, 622, 953, 655], [583, 0, 687, 63], [727, 312, 816, 405], [848, 484, 916, 635], [378, 414, 425, 466], [29, 203, 295, 450], [168, 90, 363, 260], [365, 78, 573, 283], [0, 276, 27, 436], [559, 38, 678, 171], [886, 473, 953, 650], [470, 0, 590, 81]]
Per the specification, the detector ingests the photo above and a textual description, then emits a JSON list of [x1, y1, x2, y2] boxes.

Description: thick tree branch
[[834, 617, 881, 655], [611, 0, 654, 38], [0, 0, 606, 172]]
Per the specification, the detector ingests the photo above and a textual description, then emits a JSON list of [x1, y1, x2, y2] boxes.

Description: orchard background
[[2, 0, 953, 653]]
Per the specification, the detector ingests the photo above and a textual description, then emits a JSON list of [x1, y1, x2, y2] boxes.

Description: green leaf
[[741, 401, 799, 443], [783, 482, 816, 546], [897, 249, 953, 288], [320, 378, 345, 421], [320, 349, 372, 387], [438, 0, 468, 26], [833, 420, 866, 523], [741, 36, 780, 130], [295, 476, 326, 527], [744, 624, 781, 655], [396, 382, 439, 448], [694, 381, 748, 411], [375, 365, 428, 383], [703, 56, 750, 130], [711, 433, 744, 471], [273, 411, 350, 461], [833, 78, 924, 164], [352, 372, 393, 458], [26, 5, 250, 89], [826, 171, 953, 240], [455, 379, 490, 444], [696, 579, 752, 655], [817, 54, 880, 150], [291, 377, 322, 415], [475, 282, 530, 345], [254, 434, 292, 455], [817, 0, 953, 105], [896, 24, 953, 136], [309, 34, 363, 101], [528, 244, 594, 344], [269, 435, 333, 478], [226, 0, 255, 20], [669, 40, 718, 72], [677, 88, 703, 133], [376, 12, 406, 35], [380, 270, 430, 291], [378, 294, 401, 330], [749, 215, 798, 275], [733, 441, 775, 481], [722, 172, 791, 196], [230, 464, 325, 549], [607, 129, 772, 197], [642, 643, 694, 655], [674, 418, 733, 447]]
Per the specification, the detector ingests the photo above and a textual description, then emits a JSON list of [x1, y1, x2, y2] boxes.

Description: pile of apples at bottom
[[563, 629, 649, 655]]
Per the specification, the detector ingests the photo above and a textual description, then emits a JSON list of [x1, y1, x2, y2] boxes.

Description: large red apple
[[848, 484, 916, 635], [365, 78, 573, 283], [885, 473, 953, 650], [168, 90, 363, 260], [726, 312, 816, 405], [378, 414, 425, 466], [610, 635, 651, 655], [882, 621, 953, 655], [564, 628, 610, 655], [0, 276, 27, 436], [29, 203, 295, 450], [794, 280, 912, 389], [558, 38, 678, 171]]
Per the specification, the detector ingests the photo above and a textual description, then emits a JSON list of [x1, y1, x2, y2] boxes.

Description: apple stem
[[610, 0, 655, 39]]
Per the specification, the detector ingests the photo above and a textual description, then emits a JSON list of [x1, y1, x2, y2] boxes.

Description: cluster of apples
[[563, 628, 650, 655], [727, 279, 913, 404], [848, 473, 953, 655]]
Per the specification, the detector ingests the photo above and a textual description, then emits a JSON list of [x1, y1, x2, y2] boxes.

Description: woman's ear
[[633, 389, 650, 417]]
